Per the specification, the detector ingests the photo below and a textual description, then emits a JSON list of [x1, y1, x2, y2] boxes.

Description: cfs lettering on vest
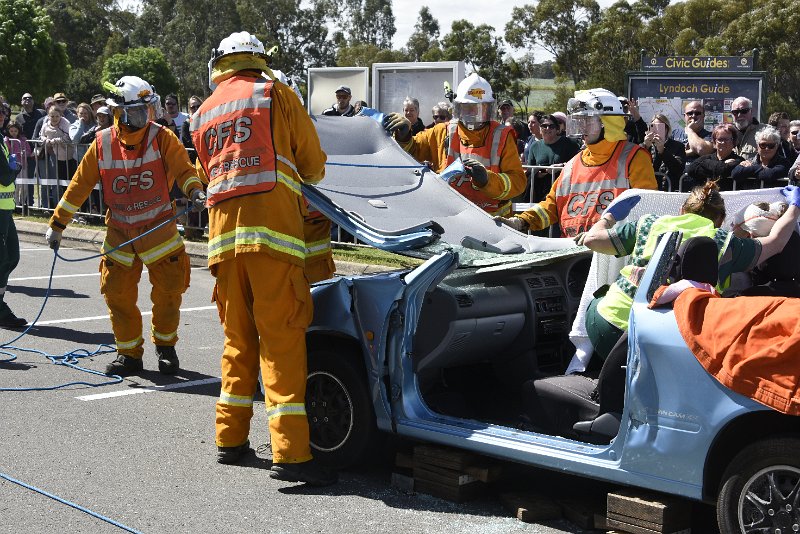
[[203, 116, 253, 156], [112, 170, 155, 194], [566, 190, 615, 217]]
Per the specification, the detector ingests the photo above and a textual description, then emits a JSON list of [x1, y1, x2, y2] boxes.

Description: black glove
[[382, 113, 412, 141], [190, 188, 207, 212], [462, 158, 488, 188]]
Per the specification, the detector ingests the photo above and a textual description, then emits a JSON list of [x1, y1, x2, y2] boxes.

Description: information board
[[628, 73, 765, 133]]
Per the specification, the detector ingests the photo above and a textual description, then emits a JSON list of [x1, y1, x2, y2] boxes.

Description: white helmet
[[566, 88, 625, 141], [208, 32, 269, 90], [102, 75, 160, 130], [269, 69, 304, 105], [453, 73, 495, 131]]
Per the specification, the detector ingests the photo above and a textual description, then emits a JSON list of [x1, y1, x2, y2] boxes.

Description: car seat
[[521, 236, 720, 444]]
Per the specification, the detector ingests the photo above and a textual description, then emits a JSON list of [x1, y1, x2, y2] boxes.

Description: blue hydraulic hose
[[0, 471, 143, 534]]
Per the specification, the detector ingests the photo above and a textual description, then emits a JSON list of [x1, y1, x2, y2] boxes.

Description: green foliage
[[338, 0, 396, 49], [336, 43, 409, 68], [441, 20, 509, 94], [0, 0, 69, 100], [405, 6, 440, 61], [102, 47, 178, 96], [505, 0, 600, 86]]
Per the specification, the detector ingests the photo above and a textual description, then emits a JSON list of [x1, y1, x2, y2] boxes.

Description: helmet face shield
[[122, 104, 152, 130], [454, 102, 493, 130], [567, 114, 603, 142]]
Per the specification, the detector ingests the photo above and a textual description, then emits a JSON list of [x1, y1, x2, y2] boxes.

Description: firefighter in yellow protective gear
[[383, 73, 526, 217], [495, 88, 657, 237], [191, 31, 336, 486], [45, 76, 205, 376]]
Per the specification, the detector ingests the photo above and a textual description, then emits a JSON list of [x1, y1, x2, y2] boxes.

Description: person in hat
[[90, 94, 106, 113], [52, 92, 76, 123], [321, 85, 355, 117]]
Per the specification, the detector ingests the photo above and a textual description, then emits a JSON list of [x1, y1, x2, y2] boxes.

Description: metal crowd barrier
[[13, 139, 206, 238]]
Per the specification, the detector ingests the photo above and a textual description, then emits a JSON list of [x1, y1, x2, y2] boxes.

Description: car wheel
[[717, 438, 800, 534], [306, 346, 380, 468]]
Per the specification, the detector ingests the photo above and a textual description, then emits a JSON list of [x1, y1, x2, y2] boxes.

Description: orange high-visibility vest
[[554, 141, 642, 237], [445, 120, 512, 214], [97, 123, 173, 229], [190, 75, 278, 207]]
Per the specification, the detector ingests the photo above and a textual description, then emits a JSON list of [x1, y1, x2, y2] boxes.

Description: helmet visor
[[566, 115, 603, 140], [122, 104, 152, 130], [454, 102, 492, 129]]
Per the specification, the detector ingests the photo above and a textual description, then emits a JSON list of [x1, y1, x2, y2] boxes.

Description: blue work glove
[[190, 188, 207, 212], [462, 158, 488, 188], [8, 154, 20, 172], [382, 113, 411, 141], [604, 195, 641, 221], [781, 185, 800, 208]]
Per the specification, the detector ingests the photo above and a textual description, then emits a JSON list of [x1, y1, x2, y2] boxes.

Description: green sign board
[[642, 56, 754, 72]]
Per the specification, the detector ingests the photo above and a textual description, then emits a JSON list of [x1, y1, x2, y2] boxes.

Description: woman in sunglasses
[[685, 123, 744, 190], [731, 126, 790, 189]]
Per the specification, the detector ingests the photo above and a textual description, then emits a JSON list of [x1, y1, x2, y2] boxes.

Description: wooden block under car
[[413, 444, 478, 471], [558, 498, 606, 530], [499, 492, 563, 523], [390, 472, 415, 492], [414, 478, 484, 503], [606, 517, 691, 534], [607, 490, 692, 533], [395, 451, 414, 469]]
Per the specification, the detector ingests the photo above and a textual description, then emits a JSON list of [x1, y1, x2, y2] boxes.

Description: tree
[[336, 43, 409, 68], [505, 0, 600, 86], [0, 0, 69, 100], [102, 47, 178, 97], [405, 6, 440, 61], [702, 0, 799, 117], [338, 0, 396, 49], [441, 20, 509, 95]]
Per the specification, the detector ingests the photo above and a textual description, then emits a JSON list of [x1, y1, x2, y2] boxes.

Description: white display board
[[307, 67, 369, 115], [372, 62, 466, 123]]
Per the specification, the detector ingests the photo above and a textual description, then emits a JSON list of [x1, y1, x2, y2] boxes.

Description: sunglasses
[[684, 110, 703, 117], [731, 108, 751, 116], [55, 99, 67, 104], [791, 131, 800, 136], [758, 143, 777, 149], [540, 123, 558, 130]]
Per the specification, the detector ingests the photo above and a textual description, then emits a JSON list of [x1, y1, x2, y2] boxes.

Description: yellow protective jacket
[[399, 121, 526, 211], [49, 123, 203, 266], [518, 138, 657, 231], [193, 74, 326, 270]]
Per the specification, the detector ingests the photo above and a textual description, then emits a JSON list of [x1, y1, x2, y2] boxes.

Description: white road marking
[[30, 305, 217, 325], [76, 376, 221, 401], [10, 266, 207, 282]]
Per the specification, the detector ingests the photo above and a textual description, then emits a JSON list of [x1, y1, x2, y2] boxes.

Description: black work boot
[[269, 459, 338, 487], [0, 301, 27, 329], [155, 345, 179, 375], [217, 440, 251, 464], [105, 354, 144, 376]]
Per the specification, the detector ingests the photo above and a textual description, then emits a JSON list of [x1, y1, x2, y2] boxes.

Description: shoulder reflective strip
[[276, 170, 302, 196], [152, 328, 177, 342], [208, 170, 277, 197], [111, 202, 173, 227], [181, 176, 203, 195], [531, 203, 552, 227], [138, 232, 184, 265], [555, 160, 574, 197], [193, 94, 271, 130], [97, 125, 162, 170], [266, 402, 307, 420], [615, 142, 636, 184], [446, 121, 459, 157], [102, 241, 136, 267], [219, 391, 254, 407], [276, 154, 298, 174], [56, 197, 81, 215], [115, 336, 142, 350], [99, 128, 113, 165], [207, 226, 306, 260], [490, 125, 505, 168], [493, 172, 512, 198]]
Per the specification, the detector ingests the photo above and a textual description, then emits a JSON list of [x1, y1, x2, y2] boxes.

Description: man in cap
[[322, 85, 355, 117], [90, 94, 106, 114]]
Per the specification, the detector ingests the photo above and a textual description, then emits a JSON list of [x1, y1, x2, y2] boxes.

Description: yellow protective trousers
[[99, 251, 190, 359], [213, 253, 314, 464]]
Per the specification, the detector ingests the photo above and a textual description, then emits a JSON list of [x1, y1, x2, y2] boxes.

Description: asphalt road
[[0, 236, 604, 534]]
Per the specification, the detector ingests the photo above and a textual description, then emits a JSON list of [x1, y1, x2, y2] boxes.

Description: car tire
[[306, 345, 381, 468], [716, 437, 800, 534]]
